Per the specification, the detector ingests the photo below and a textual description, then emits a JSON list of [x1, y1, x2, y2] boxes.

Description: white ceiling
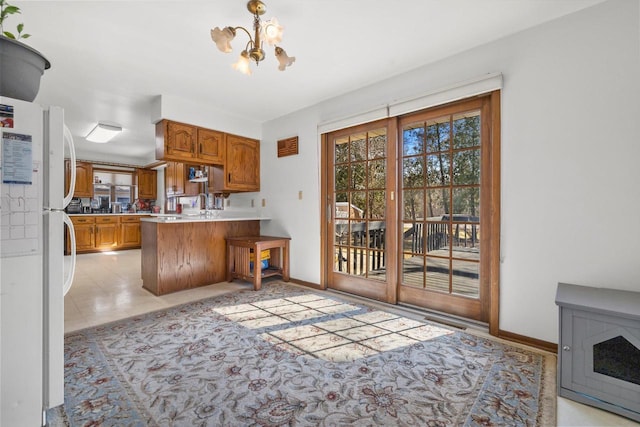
[[13, 0, 603, 164]]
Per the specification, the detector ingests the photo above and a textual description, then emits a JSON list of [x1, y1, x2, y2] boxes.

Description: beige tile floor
[[65, 249, 639, 427]]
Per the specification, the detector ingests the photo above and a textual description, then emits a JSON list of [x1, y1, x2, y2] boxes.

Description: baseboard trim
[[289, 278, 324, 291], [498, 329, 557, 353]]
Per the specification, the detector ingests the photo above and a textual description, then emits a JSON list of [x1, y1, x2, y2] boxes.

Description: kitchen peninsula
[[140, 213, 265, 295]]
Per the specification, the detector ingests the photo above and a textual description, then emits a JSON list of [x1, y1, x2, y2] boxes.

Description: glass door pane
[[332, 128, 387, 281], [399, 102, 486, 321]]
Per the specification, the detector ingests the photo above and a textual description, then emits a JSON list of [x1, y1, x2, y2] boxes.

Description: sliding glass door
[[322, 93, 499, 327], [325, 121, 397, 302], [398, 97, 493, 321]]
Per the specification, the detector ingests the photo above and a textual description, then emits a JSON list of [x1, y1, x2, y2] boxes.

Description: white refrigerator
[[0, 96, 77, 426]]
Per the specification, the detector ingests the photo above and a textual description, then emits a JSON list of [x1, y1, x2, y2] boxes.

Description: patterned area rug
[[49, 282, 556, 426]]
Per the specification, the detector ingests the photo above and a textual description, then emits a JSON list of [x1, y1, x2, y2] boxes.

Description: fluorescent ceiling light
[[86, 123, 122, 143]]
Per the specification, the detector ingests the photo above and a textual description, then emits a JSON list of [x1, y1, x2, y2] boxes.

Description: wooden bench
[[226, 235, 291, 290]]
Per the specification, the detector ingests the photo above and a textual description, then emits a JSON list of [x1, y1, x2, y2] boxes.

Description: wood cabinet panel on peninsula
[[64, 160, 93, 198], [141, 219, 260, 295]]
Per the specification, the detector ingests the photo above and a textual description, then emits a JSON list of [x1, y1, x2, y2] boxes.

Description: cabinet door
[[69, 216, 96, 253], [165, 162, 184, 196], [166, 121, 196, 161], [65, 161, 93, 198], [73, 223, 95, 252], [225, 135, 260, 191], [183, 163, 200, 196], [197, 129, 225, 164], [120, 218, 141, 248], [137, 169, 157, 200], [95, 217, 119, 249]]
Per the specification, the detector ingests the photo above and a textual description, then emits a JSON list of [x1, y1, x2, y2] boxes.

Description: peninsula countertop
[[68, 212, 153, 216], [140, 211, 270, 223]]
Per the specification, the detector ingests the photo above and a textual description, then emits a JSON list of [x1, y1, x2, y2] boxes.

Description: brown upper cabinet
[[156, 120, 225, 165], [136, 168, 157, 200], [209, 134, 260, 192], [165, 161, 200, 197], [198, 128, 225, 164], [65, 160, 93, 198]]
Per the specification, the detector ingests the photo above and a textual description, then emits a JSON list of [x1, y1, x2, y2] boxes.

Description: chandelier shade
[[210, 0, 295, 74], [211, 27, 235, 53]]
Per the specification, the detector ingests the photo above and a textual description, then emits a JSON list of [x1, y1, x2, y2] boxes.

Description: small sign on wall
[[277, 137, 298, 158]]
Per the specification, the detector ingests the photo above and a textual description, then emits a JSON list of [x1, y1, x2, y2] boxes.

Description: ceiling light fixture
[[210, 0, 295, 75], [85, 123, 122, 143]]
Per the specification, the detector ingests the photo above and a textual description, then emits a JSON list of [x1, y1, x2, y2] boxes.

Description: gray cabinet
[[556, 283, 640, 422]]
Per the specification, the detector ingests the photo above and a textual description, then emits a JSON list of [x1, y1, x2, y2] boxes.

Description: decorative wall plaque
[[277, 136, 299, 158]]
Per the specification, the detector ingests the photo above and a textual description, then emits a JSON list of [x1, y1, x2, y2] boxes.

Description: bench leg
[[227, 243, 234, 282], [283, 240, 290, 282], [253, 244, 262, 291]]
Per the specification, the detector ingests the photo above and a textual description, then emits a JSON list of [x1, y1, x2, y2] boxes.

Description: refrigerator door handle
[[63, 124, 76, 208], [62, 212, 76, 295]]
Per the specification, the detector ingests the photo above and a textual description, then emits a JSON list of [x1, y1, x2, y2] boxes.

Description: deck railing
[[334, 215, 479, 276]]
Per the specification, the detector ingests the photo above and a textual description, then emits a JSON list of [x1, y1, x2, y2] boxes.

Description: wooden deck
[[332, 247, 480, 297], [401, 251, 479, 297]]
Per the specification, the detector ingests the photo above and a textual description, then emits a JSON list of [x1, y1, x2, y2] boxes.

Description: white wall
[[253, 0, 640, 343], [151, 94, 262, 140]]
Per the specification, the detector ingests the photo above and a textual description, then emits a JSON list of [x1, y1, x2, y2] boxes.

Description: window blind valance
[[317, 72, 502, 134], [317, 106, 389, 134]]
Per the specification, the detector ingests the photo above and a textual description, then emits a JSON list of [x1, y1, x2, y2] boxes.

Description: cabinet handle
[[228, 173, 231, 182], [199, 143, 202, 154], [563, 345, 571, 352]]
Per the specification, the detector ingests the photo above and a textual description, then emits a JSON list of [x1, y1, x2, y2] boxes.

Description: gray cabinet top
[[556, 282, 640, 320]]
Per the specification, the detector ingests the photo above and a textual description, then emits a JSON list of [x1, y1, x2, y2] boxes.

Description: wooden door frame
[[320, 120, 397, 303], [319, 91, 500, 335], [488, 90, 501, 336]]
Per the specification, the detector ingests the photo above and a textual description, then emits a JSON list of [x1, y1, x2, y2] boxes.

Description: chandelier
[[210, 0, 295, 75]]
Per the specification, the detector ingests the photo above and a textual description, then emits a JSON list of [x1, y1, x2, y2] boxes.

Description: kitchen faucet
[[197, 193, 208, 211]]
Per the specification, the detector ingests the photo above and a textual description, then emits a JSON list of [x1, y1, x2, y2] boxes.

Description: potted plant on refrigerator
[[0, 0, 50, 102]]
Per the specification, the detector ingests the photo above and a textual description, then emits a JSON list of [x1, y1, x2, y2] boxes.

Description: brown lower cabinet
[[66, 215, 149, 254], [120, 216, 143, 248], [95, 216, 119, 250]]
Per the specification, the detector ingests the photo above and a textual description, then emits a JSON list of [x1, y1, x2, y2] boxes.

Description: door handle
[[62, 212, 76, 296], [63, 125, 76, 207]]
